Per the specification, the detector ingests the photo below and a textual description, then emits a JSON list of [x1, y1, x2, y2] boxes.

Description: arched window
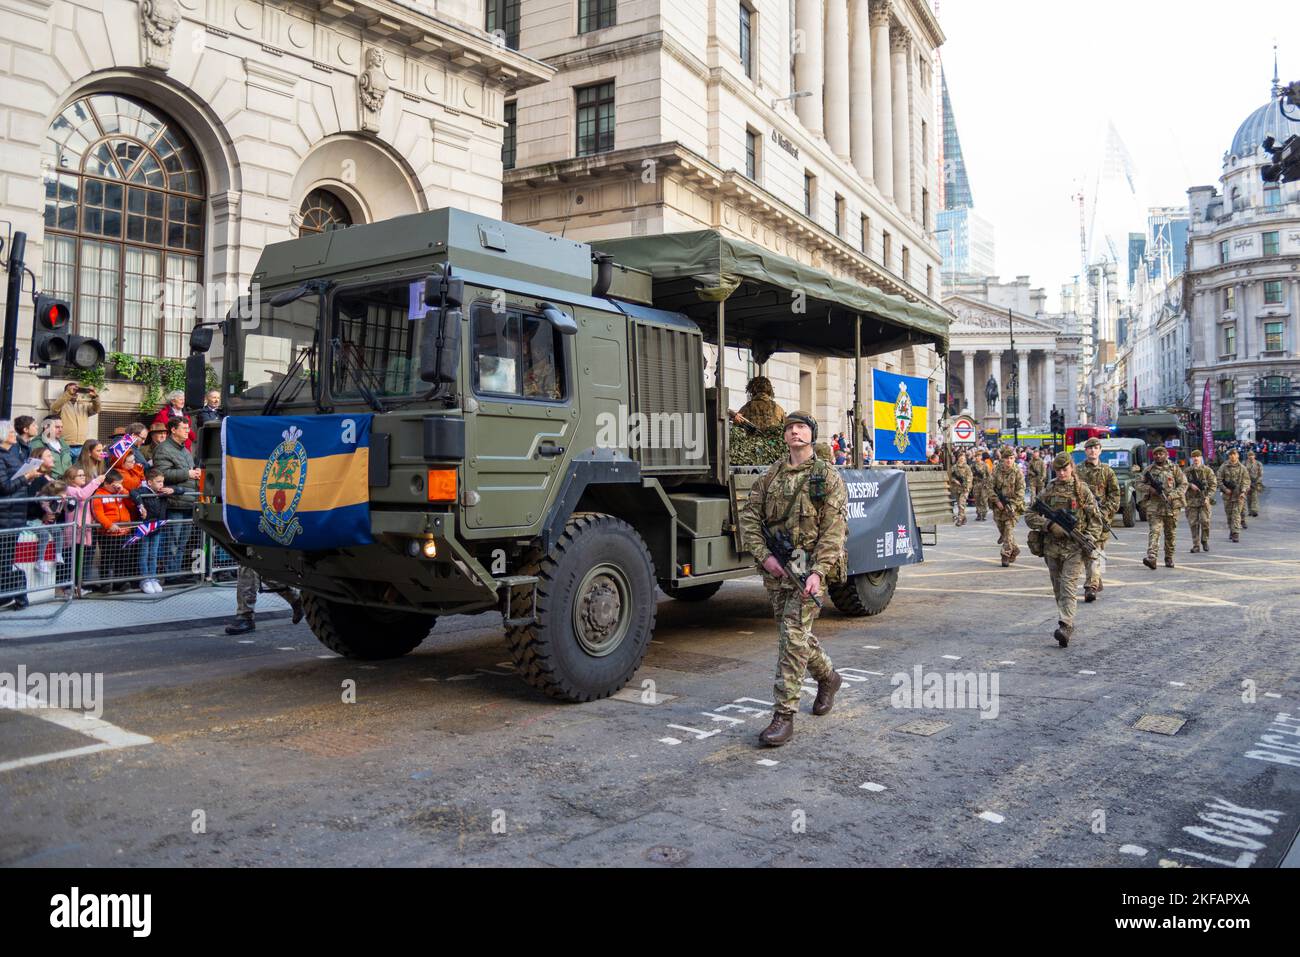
[[298, 189, 353, 236], [43, 94, 204, 359]]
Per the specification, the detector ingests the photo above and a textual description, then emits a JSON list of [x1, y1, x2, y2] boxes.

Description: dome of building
[[1230, 100, 1300, 158]]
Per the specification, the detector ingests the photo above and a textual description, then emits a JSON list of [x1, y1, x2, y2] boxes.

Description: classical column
[[1017, 350, 1030, 425], [1045, 351, 1057, 425], [890, 24, 911, 215], [824, 0, 851, 159], [795, 0, 825, 137], [963, 349, 975, 412], [848, 0, 874, 180], [870, 1, 893, 199]]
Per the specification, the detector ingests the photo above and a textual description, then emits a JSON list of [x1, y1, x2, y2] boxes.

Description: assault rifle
[[761, 524, 824, 608], [1143, 471, 1170, 504], [1029, 500, 1097, 557], [1221, 478, 1238, 498], [992, 487, 1014, 514]]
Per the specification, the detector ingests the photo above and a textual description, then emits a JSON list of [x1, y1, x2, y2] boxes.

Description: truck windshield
[[331, 280, 423, 398], [233, 295, 319, 405]]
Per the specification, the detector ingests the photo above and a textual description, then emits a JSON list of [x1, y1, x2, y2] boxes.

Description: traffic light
[[29, 294, 104, 369]]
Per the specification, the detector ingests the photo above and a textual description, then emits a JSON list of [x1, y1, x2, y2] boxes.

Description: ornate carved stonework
[[139, 0, 181, 71], [358, 47, 390, 132], [869, 0, 892, 28], [890, 24, 911, 53]]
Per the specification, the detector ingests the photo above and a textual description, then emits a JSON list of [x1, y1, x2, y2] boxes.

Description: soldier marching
[[1244, 450, 1264, 520], [1027, 448, 1048, 498], [970, 451, 991, 522], [1182, 449, 1218, 553], [990, 446, 1026, 567], [1076, 437, 1120, 602], [1217, 448, 1252, 543], [949, 451, 973, 527], [1138, 446, 1187, 570], [1024, 452, 1103, 648]]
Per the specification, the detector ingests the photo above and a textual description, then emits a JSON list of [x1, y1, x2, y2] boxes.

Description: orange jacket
[[119, 461, 145, 492], [92, 487, 139, 531]]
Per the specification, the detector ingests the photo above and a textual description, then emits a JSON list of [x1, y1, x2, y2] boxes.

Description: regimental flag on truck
[[221, 414, 374, 550], [872, 369, 928, 463]]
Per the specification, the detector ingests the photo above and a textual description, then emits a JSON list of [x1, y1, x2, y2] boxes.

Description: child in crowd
[[33, 476, 69, 576], [58, 464, 106, 597], [129, 468, 174, 594], [90, 470, 139, 593], [118, 449, 146, 492]]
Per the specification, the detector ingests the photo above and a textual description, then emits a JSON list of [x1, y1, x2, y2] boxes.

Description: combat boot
[[1202, 541, 1209, 552], [812, 671, 843, 716], [225, 617, 255, 635], [1011, 545, 1020, 563], [1230, 532, 1240, 543], [1190, 544, 1200, 553], [997, 532, 1004, 545], [1084, 586, 1097, 603], [1165, 558, 1175, 569], [1142, 555, 1157, 570], [759, 712, 794, 747], [1001, 555, 1009, 567], [1241, 519, 1248, 529], [1053, 621, 1073, 648], [1250, 511, 1259, 517]]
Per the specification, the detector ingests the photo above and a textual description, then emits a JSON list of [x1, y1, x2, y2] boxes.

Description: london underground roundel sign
[[953, 417, 976, 443]]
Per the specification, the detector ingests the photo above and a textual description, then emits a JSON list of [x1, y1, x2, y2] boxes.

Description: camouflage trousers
[[1145, 511, 1178, 561], [1083, 530, 1109, 589], [1247, 486, 1261, 514], [1045, 548, 1085, 626], [995, 515, 1019, 559], [1223, 495, 1246, 533], [1186, 503, 1211, 546], [235, 565, 300, 620], [768, 585, 834, 715], [952, 493, 968, 525], [973, 487, 989, 520]]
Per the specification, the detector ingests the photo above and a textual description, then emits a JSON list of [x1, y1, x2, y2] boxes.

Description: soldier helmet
[[1246, 450, 1256, 457], [1152, 446, 1169, 458], [1083, 437, 1103, 449], [746, 375, 774, 397], [1052, 452, 1073, 471], [999, 446, 1016, 459], [783, 410, 817, 439]]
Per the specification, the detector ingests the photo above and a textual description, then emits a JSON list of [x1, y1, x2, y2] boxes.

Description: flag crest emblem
[[258, 425, 308, 546]]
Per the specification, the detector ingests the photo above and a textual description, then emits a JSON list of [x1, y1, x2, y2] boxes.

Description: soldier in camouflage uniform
[[1216, 448, 1251, 542], [735, 375, 787, 429], [990, 446, 1026, 566], [1077, 437, 1120, 602], [949, 451, 974, 526], [1027, 448, 1048, 497], [226, 566, 304, 634], [739, 411, 848, 747], [1182, 448, 1217, 553], [1244, 450, 1264, 519], [1138, 445, 1187, 569], [1025, 453, 1103, 647], [970, 451, 991, 521]]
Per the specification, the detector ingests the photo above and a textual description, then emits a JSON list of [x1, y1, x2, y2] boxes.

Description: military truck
[[188, 209, 950, 702], [1071, 436, 1149, 526]]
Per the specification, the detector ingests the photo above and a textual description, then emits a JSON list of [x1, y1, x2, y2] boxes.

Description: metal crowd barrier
[[1, 494, 235, 611]]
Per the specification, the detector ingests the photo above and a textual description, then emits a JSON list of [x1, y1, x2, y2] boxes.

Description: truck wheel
[[303, 594, 435, 660], [828, 568, 899, 617], [666, 581, 723, 602], [506, 513, 656, 702], [1122, 497, 1136, 527]]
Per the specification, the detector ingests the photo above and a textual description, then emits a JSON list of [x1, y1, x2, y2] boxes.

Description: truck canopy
[[594, 230, 950, 359]]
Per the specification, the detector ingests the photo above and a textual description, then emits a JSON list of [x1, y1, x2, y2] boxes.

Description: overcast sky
[[937, 0, 1289, 309]]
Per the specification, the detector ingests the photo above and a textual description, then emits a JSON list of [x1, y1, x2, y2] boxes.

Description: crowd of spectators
[[0, 383, 225, 610]]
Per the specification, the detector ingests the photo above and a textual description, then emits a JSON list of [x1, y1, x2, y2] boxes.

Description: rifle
[[761, 524, 824, 608], [1029, 499, 1097, 557], [1143, 471, 1170, 504], [1221, 478, 1238, 498], [992, 487, 1014, 514]]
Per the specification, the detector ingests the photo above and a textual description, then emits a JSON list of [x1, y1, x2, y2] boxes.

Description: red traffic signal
[[29, 293, 103, 369], [38, 297, 69, 331]]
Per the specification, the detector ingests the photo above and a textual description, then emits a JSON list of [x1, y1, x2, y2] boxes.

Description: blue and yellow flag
[[222, 414, 373, 550], [872, 369, 928, 462]]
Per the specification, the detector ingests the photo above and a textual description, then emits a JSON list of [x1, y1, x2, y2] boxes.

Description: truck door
[[462, 299, 575, 532]]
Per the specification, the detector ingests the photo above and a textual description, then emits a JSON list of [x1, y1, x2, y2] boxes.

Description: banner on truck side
[[839, 469, 924, 575], [222, 414, 374, 550], [872, 369, 928, 462]]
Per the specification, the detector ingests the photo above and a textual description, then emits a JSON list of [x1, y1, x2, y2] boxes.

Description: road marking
[[862, 645, 881, 650], [276, 647, 295, 651], [1079, 670, 1097, 675], [445, 674, 479, 681], [0, 689, 153, 774], [756, 758, 779, 767], [658, 737, 681, 746], [977, 811, 1005, 824], [859, 782, 887, 792], [999, 661, 1016, 666], [942, 655, 962, 661], [417, 677, 438, 682], [315, 655, 334, 659], [1169, 681, 1187, 687], [1264, 692, 1282, 699], [1122, 597, 1243, 608], [237, 640, 255, 644], [1120, 844, 1148, 857], [899, 585, 1056, 598]]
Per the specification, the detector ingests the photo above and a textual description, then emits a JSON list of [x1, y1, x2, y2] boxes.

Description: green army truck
[[188, 209, 950, 702]]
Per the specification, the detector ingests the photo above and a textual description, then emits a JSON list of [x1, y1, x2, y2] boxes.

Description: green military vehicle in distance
[[188, 209, 949, 702], [1071, 436, 1150, 526]]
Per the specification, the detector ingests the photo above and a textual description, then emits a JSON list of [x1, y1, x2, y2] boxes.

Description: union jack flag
[[106, 434, 135, 462], [124, 520, 167, 547]]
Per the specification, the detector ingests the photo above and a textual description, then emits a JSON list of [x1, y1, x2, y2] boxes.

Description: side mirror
[[419, 306, 462, 385], [184, 353, 207, 410], [538, 302, 578, 335], [424, 268, 464, 309], [189, 325, 214, 354]]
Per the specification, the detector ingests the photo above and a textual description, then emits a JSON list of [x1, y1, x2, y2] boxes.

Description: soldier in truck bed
[[739, 411, 847, 749], [735, 375, 787, 430]]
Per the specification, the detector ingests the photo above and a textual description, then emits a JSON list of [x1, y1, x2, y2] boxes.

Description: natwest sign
[[771, 128, 799, 159]]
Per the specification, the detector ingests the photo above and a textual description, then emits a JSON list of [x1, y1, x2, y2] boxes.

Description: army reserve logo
[[258, 425, 307, 546]]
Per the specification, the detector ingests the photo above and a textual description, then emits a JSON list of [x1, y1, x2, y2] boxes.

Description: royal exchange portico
[[944, 295, 1082, 433]]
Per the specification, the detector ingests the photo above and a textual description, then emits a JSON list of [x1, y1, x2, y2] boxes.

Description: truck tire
[[1122, 497, 1136, 527], [506, 513, 656, 703], [303, 594, 435, 660], [666, 581, 724, 602], [828, 567, 899, 617]]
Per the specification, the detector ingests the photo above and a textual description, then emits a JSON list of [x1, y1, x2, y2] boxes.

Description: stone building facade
[[500, 0, 948, 438], [0, 0, 549, 428], [1186, 92, 1300, 440]]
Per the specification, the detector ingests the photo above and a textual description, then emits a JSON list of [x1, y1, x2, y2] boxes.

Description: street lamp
[[1008, 308, 1020, 447], [770, 91, 813, 109]]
